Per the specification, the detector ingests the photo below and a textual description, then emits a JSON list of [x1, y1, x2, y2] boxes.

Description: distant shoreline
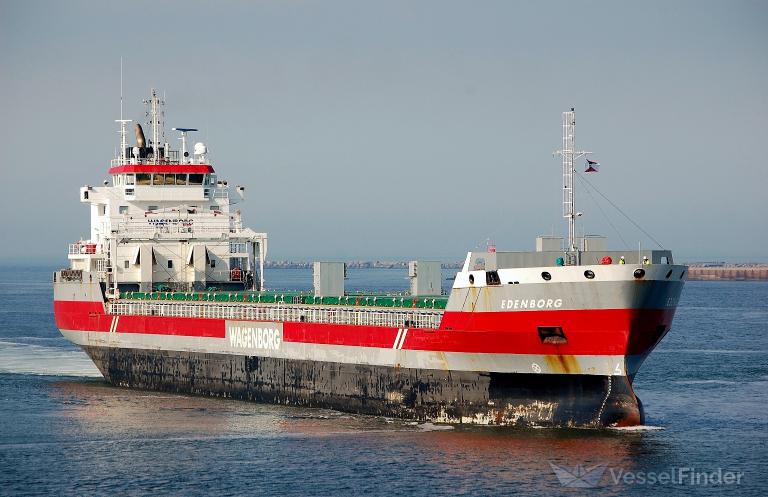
[[685, 265, 768, 281], [264, 261, 464, 270], [263, 261, 768, 280], [6, 261, 767, 281]]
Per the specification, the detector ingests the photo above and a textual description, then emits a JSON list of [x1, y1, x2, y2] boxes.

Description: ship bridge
[[68, 89, 267, 295]]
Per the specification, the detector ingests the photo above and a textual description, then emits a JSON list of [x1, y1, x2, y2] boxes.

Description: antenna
[[115, 57, 132, 163], [554, 108, 591, 252], [120, 57, 123, 122]]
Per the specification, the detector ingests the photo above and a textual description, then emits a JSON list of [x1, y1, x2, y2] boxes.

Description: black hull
[[82, 346, 643, 427]]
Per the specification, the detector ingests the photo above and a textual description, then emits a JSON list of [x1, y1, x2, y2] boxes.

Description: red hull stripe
[[54, 300, 673, 356], [439, 309, 676, 355], [54, 301, 224, 338], [108, 164, 215, 174]]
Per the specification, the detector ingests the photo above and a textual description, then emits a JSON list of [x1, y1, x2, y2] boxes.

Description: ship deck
[[119, 291, 448, 310], [111, 291, 447, 329]]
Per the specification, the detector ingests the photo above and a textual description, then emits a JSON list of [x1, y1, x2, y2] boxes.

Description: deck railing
[[68, 242, 103, 255], [107, 301, 444, 329]]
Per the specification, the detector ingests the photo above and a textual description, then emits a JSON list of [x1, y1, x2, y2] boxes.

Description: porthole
[[468, 274, 475, 285], [634, 268, 646, 279], [541, 272, 552, 281], [584, 270, 595, 279]]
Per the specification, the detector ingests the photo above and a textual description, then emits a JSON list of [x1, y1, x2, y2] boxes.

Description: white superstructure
[[68, 89, 267, 295]]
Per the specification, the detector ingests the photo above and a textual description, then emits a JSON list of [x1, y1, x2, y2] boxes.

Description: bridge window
[[125, 174, 135, 186], [136, 174, 151, 185], [153, 174, 164, 185], [189, 174, 204, 185], [175, 174, 187, 185], [119, 205, 128, 214]]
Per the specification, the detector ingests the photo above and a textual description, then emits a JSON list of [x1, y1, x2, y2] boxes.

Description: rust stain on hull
[[544, 354, 582, 374]]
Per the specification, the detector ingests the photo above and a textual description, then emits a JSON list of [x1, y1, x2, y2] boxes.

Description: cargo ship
[[53, 91, 686, 427]]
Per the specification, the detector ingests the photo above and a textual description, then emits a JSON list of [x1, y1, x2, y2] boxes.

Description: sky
[[1, 0, 766, 264]]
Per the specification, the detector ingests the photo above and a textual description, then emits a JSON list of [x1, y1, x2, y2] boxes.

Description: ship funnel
[[134, 124, 146, 148]]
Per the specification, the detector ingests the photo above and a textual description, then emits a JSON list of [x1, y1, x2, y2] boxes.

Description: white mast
[[143, 88, 165, 163], [554, 108, 590, 253]]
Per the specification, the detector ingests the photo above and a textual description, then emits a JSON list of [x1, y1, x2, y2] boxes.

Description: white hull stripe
[[395, 328, 408, 350], [61, 329, 628, 376], [109, 316, 120, 334], [392, 328, 403, 349]]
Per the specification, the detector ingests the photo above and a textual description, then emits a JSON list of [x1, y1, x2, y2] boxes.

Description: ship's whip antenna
[[116, 57, 131, 163], [120, 57, 123, 123]]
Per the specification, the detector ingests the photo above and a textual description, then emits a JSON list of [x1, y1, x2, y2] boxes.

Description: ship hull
[[80, 344, 642, 427], [53, 266, 685, 428]]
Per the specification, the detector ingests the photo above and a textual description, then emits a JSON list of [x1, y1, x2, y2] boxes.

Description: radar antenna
[[172, 128, 198, 164]]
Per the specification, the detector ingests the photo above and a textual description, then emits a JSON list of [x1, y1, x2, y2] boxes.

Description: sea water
[[0, 266, 766, 496]]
